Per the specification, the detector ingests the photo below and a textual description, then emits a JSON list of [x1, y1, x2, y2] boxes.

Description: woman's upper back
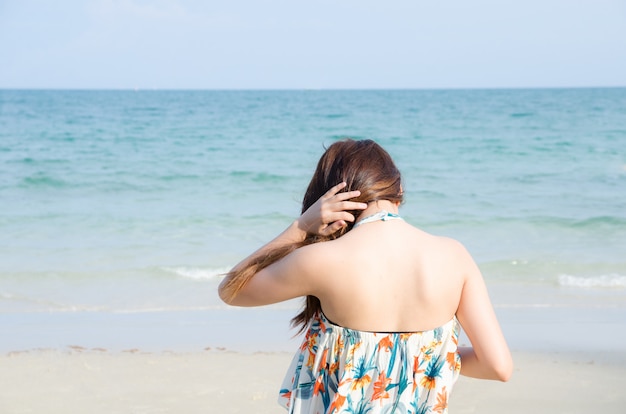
[[310, 218, 467, 333]]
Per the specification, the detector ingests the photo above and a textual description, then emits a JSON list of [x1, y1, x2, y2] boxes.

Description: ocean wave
[[425, 215, 626, 231], [569, 216, 626, 229], [20, 174, 68, 188], [523, 215, 626, 229], [558, 274, 626, 289], [160, 266, 229, 280], [229, 171, 290, 185]]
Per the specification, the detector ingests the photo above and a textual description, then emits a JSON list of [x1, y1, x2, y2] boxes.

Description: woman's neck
[[355, 200, 400, 222]]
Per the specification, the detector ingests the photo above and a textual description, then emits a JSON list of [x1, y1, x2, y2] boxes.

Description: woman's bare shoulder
[[406, 224, 469, 251], [434, 234, 470, 254]]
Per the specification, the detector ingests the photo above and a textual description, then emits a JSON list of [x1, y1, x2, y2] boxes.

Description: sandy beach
[[2, 283, 626, 413], [2, 348, 624, 414]]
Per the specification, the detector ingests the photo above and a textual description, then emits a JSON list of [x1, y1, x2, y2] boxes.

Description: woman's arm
[[455, 244, 513, 381], [218, 182, 366, 306]]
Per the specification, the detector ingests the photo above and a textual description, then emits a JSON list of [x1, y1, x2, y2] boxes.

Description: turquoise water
[[1, 89, 625, 319]]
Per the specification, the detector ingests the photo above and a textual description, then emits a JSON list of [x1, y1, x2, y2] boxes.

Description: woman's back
[[310, 217, 465, 333], [277, 211, 480, 413]]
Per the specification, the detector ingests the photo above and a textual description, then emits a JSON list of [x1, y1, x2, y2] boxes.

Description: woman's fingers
[[338, 200, 368, 212], [300, 182, 368, 235], [323, 183, 362, 201], [321, 203, 361, 224], [324, 183, 367, 209], [331, 189, 362, 202], [319, 220, 347, 236], [323, 210, 358, 224], [319, 183, 367, 228], [323, 182, 348, 198]]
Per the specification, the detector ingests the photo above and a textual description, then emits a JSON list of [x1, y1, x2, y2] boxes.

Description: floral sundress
[[279, 312, 461, 414]]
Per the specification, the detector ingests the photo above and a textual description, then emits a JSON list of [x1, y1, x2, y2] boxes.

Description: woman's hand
[[297, 182, 367, 236]]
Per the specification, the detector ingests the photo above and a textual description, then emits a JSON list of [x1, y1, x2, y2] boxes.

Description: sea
[[1, 88, 625, 353]]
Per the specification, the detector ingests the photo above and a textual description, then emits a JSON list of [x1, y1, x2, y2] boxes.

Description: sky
[[1, 0, 626, 89]]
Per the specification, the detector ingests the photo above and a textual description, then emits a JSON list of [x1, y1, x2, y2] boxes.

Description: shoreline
[[2, 348, 624, 414], [3, 290, 626, 354]]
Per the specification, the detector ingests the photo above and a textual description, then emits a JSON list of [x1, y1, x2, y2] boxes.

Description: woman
[[219, 139, 512, 414]]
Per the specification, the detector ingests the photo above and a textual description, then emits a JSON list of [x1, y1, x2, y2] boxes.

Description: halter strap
[[353, 210, 403, 228]]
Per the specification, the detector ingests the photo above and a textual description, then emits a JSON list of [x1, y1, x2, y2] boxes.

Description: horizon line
[[1, 85, 625, 92]]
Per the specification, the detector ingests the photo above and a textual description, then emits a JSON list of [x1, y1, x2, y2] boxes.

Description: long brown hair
[[221, 139, 403, 332]]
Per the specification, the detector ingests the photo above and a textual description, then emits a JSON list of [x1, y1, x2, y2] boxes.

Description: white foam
[[161, 266, 230, 280], [112, 305, 227, 314], [558, 274, 626, 289]]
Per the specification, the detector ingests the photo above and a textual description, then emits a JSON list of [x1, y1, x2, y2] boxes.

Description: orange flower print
[[420, 345, 433, 362], [446, 351, 455, 367], [303, 333, 322, 367], [352, 374, 372, 391], [313, 375, 324, 396], [300, 330, 317, 351], [351, 357, 373, 390], [319, 319, 328, 333], [399, 333, 413, 341], [349, 341, 362, 357], [433, 386, 448, 413], [420, 375, 437, 390], [421, 355, 444, 390], [344, 342, 362, 371], [446, 351, 461, 372], [335, 335, 344, 352], [317, 348, 329, 373], [413, 355, 425, 373], [328, 393, 346, 414], [371, 371, 392, 404], [378, 335, 394, 352], [412, 355, 426, 393]]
